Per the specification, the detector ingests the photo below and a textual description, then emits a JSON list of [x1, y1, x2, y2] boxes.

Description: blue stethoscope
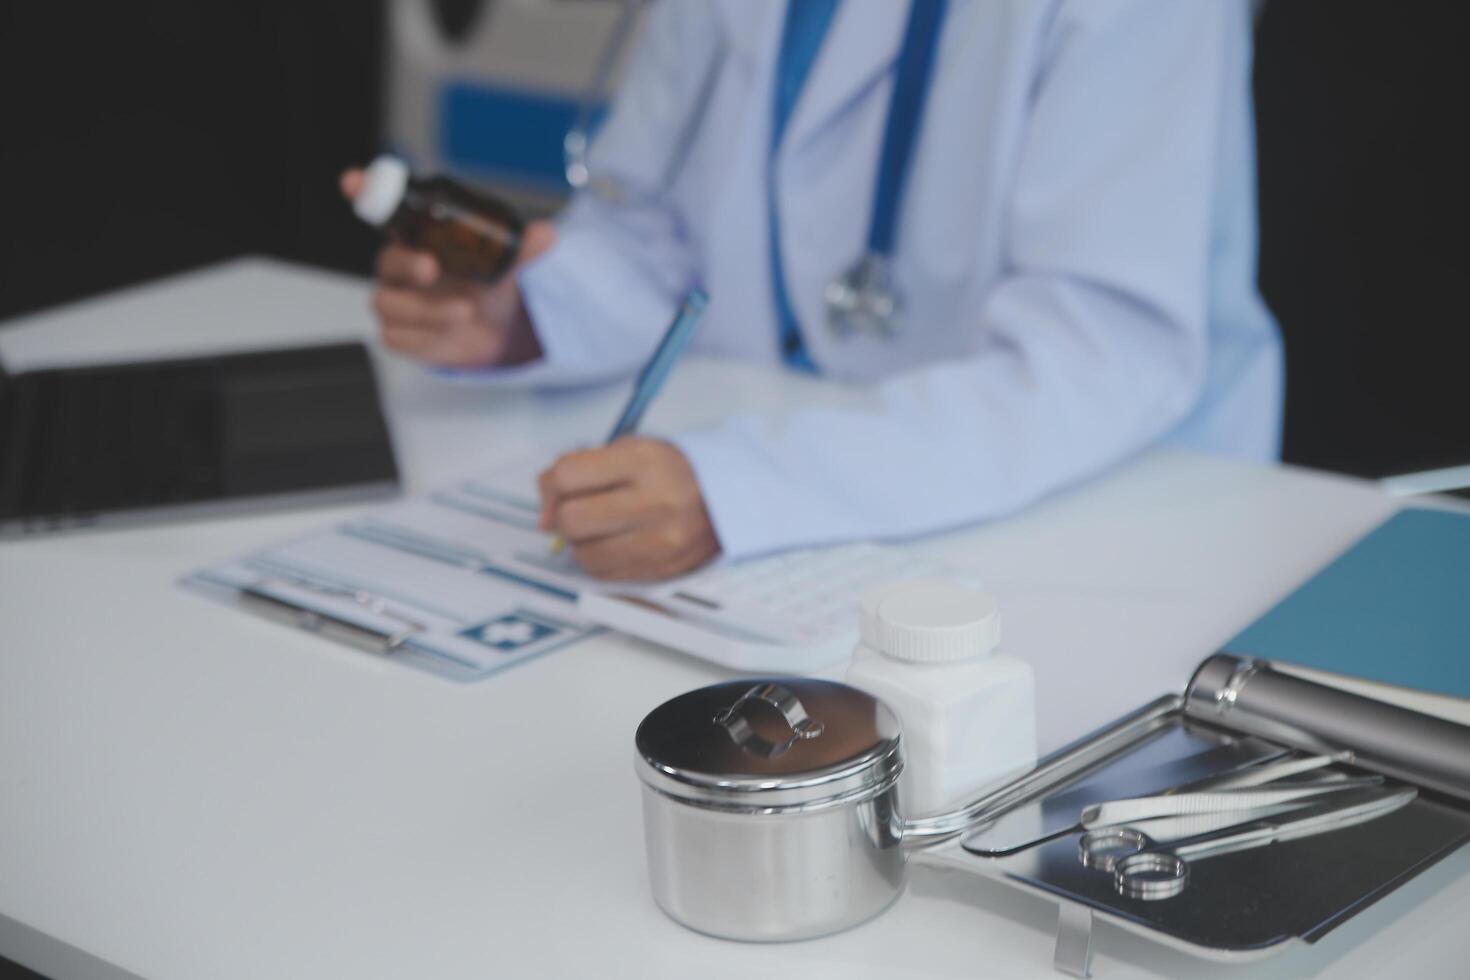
[[565, 0, 948, 341]]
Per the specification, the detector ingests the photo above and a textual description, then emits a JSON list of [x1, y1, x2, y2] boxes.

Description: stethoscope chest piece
[[823, 0, 949, 342], [824, 252, 903, 340]]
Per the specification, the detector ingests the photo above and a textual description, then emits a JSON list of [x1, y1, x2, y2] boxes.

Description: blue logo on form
[[463, 614, 556, 652]]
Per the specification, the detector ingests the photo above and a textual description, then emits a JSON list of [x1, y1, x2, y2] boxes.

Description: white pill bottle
[[845, 579, 1037, 817]]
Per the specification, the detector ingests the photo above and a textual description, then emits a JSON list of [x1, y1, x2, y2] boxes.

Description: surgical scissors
[[1101, 785, 1418, 900]]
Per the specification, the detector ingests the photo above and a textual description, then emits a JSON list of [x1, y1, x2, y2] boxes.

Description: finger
[[570, 526, 664, 580], [587, 549, 697, 583], [372, 287, 475, 330], [636, 533, 721, 581], [514, 220, 558, 267], [383, 323, 500, 366], [376, 244, 440, 288], [572, 525, 709, 582], [340, 168, 364, 200], [553, 487, 659, 544], [382, 324, 443, 356], [538, 445, 646, 504]]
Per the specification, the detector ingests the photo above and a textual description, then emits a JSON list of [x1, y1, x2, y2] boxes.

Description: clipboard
[[181, 462, 602, 682]]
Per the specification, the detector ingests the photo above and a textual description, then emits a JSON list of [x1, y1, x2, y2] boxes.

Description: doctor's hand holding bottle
[[340, 168, 721, 581], [340, 167, 553, 368]]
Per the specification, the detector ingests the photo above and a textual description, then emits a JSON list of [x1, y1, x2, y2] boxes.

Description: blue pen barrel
[[605, 288, 710, 442]]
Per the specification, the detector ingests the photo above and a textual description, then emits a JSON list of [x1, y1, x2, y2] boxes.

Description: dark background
[[0, 0, 1466, 483], [0, 1, 385, 319], [1254, 2, 1469, 476]]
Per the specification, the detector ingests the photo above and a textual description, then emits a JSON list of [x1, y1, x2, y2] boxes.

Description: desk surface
[[2, 258, 1466, 980]]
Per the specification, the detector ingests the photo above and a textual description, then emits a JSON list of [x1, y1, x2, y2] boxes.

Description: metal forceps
[[962, 752, 1352, 859], [1074, 755, 1382, 871], [1098, 785, 1418, 900], [1078, 774, 1384, 830]]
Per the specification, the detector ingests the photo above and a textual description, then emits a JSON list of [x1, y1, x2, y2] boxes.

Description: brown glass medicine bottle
[[354, 155, 525, 283]]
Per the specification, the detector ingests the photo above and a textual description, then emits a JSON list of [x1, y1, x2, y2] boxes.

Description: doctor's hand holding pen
[[537, 439, 720, 581], [340, 168, 722, 581]]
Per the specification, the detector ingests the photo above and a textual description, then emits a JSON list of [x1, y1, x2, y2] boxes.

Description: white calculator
[[578, 543, 981, 674]]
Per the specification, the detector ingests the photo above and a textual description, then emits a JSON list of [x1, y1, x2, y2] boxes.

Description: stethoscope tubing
[[562, 0, 950, 342]]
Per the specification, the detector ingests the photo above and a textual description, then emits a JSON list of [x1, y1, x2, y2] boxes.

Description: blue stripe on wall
[[439, 82, 605, 191]]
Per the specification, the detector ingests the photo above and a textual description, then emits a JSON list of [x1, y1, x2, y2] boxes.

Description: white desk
[[2, 258, 1466, 980]]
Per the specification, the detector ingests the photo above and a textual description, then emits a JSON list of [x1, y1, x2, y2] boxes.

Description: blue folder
[[1225, 507, 1470, 698]]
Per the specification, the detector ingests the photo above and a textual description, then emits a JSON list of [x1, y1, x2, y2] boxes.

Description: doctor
[[346, 0, 1281, 581]]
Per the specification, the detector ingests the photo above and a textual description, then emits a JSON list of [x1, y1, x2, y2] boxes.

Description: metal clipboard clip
[[238, 577, 427, 654]]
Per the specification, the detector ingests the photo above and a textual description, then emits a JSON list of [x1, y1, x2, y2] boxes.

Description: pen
[[550, 288, 710, 553]]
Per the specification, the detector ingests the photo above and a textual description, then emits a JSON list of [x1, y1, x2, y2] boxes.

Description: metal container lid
[[635, 679, 902, 813]]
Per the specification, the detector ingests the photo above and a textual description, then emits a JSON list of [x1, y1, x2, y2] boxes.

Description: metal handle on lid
[[714, 683, 825, 759]]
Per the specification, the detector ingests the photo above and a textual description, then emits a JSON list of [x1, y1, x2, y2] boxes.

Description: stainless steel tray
[[907, 656, 1470, 977]]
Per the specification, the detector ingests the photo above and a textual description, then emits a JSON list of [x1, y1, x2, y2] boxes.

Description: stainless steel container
[[635, 679, 906, 941]]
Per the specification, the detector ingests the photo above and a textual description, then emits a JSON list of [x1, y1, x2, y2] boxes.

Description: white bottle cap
[[859, 581, 912, 650], [870, 580, 1001, 664], [354, 155, 411, 226]]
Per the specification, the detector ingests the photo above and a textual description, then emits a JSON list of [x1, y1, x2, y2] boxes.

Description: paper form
[[183, 460, 601, 681], [184, 457, 986, 678]]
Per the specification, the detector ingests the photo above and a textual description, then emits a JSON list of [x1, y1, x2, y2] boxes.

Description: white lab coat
[[483, 0, 1282, 560]]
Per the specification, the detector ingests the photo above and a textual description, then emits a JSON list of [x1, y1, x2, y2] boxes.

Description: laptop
[[0, 342, 400, 536]]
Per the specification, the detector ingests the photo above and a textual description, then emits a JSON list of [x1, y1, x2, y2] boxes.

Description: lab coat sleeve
[[670, 0, 1229, 560], [439, 1, 712, 389]]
